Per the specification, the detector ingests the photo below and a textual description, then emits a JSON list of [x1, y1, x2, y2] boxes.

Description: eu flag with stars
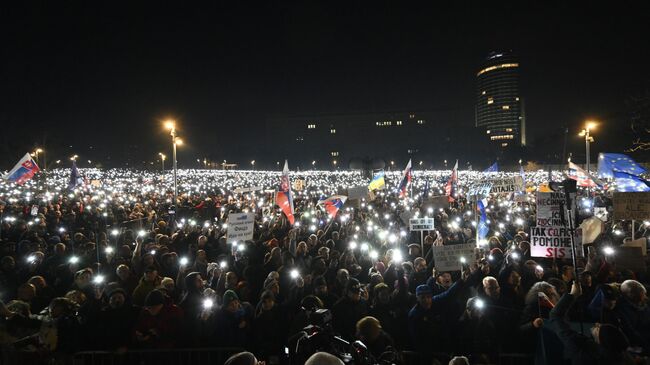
[[597, 153, 646, 178]]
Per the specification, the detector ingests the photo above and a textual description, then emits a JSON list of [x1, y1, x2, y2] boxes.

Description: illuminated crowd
[[0, 167, 648, 364]]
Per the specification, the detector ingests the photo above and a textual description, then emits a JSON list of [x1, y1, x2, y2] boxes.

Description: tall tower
[[475, 51, 525, 148]]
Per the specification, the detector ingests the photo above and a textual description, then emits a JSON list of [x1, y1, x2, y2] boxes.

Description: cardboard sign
[[432, 243, 476, 272], [409, 217, 435, 231], [579, 217, 604, 245], [613, 192, 650, 221], [226, 212, 255, 243], [348, 186, 370, 200], [536, 192, 565, 227], [293, 179, 306, 191], [530, 226, 582, 259]]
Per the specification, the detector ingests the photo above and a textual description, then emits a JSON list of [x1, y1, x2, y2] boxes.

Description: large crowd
[[0, 167, 648, 365]]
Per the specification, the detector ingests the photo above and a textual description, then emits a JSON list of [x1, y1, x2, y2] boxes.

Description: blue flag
[[477, 199, 489, 241], [613, 171, 650, 192], [484, 162, 498, 173], [597, 153, 647, 179]]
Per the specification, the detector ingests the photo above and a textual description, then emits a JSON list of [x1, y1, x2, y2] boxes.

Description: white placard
[[530, 226, 582, 259], [536, 192, 565, 227], [432, 243, 476, 272], [409, 217, 435, 231], [226, 213, 255, 243]]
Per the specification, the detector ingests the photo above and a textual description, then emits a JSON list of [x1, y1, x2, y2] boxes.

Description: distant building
[[475, 51, 526, 148], [265, 109, 483, 169]]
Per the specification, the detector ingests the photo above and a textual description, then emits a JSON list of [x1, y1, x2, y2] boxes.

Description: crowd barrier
[[0, 348, 534, 365]]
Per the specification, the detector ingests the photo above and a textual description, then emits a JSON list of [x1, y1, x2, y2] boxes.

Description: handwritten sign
[[409, 217, 435, 231], [530, 226, 582, 259], [432, 243, 476, 272], [536, 192, 565, 227], [613, 192, 650, 221], [226, 213, 255, 243]]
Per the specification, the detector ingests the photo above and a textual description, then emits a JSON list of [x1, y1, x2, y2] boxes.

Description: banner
[[348, 186, 370, 200], [226, 212, 255, 243], [467, 181, 493, 198], [432, 243, 476, 272], [488, 176, 524, 194], [530, 226, 582, 259], [613, 192, 650, 221], [536, 192, 565, 227]]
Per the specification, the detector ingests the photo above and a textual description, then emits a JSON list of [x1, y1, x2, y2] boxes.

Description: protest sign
[[579, 217, 604, 245], [226, 212, 255, 243], [234, 186, 263, 194], [467, 181, 493, 198], [409, 217, 435, 231], [292, 179, 306, 191], [348, 185, 370, 200], [432, 243, 476, 272], [536, 192, 565, 227], [488, 176, 524, 194], [613, 192, 650, 221], [530, 226, 582, 259], [593, 207, 608, 221]]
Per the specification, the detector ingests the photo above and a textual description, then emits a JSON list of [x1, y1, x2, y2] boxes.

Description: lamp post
[[32, 148, 44, 169], [251, 160, 255, 170], [159, 153, 166, 174], [579, 121, 597, 196], [165, 121, 182, 205]]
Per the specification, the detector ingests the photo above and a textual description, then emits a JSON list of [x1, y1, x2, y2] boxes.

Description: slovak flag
[[398, 159, 412, 197], [318, 195, 348, 219], [3, 153, 40, 185], [275, 160, 295, 224], [567, 162, 598, 187], [445, 160, 458, 202]]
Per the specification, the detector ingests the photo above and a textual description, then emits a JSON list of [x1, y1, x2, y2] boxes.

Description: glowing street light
[[165, 120, 182, 206], [579, 120, 597, 195], [251, 160, 255, 170]]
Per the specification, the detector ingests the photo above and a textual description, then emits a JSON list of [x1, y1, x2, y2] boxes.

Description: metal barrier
[[72, 348, 243, 365]]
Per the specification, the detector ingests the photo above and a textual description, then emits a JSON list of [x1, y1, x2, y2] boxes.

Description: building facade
[[265, 109, 484, 170], [475, 51, 526, 148]]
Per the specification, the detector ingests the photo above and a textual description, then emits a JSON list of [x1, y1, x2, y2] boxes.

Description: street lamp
[[312, 160, 316, 169], [251, 160, 255, 170], [579, 121, 597, 194], [70, 154, 79, 162], [32, 148, 44, 169], [165, 120, 182, 205], [158, 153, 166, 173]]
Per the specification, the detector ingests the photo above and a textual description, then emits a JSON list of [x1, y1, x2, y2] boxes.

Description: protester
[[0, 167, 648, 364]]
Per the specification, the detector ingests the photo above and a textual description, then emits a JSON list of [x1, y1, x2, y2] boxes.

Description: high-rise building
[[475, 51, 526, 148]]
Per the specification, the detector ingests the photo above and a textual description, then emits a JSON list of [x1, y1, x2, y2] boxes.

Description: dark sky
[[2, 2, 649, 168]]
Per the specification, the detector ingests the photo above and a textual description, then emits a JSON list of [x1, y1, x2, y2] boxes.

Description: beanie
[[223, 289, 239, 308]]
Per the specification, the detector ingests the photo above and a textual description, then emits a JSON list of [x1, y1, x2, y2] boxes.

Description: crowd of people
[[0, 167, 649, 365]]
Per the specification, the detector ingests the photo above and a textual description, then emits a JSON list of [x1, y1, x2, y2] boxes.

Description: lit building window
[[417, 120, 425, 125], [409, 114, 415, 119], [330, 129, 336, 134], [487, 98, 494, 105], [307, 124, 316, 129], [486, 130, 491, 134], [505, 128, 513, 132], [476, 63, 519, 76], [502, 105, 510, 110], [501, 143, 509, 147], [481, 91, 486, 95], [396, 121, 403, 126], [331, 151, 339, 157], [490, 135, 514, 140], [515, 97, 520, 101], [407, 149, 419, 154], [376, 121, 393, 127], [296, 136, 304, 142]]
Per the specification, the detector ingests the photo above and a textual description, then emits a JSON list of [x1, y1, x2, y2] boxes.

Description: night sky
[[2, 2, 649, 168]]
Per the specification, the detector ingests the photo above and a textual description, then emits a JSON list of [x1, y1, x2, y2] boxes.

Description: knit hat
[[416, 285, 432, 296], [222, 289, 239, 308], [224, 351, 257, 365], [144, 289, 165, 307]]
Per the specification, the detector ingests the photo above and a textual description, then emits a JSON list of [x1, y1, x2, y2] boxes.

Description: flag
[[612, 171, 650, 192], [275, 160, 295, 224], [68, 161, 82, 190], [567, 162, 598, 187], [318, 195, 348, 219], [477, 198, 489, 241], [484, 162, 498, 173], [445, 160, 458, 202], [368, 170, 386, 191], [2, 153, 40, 185], [597, 153, 647, 179], [397, 159, 412, 197]]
